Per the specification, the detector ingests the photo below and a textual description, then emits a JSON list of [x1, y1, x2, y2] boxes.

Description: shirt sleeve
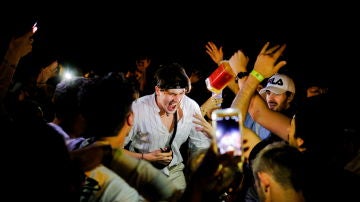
[[110, 149, 180, 201]]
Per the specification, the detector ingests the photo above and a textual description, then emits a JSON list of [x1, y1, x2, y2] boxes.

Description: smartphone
[[32, 21, 38, 33], [212, 108, 242, 156], [12, 19, 39, 37]]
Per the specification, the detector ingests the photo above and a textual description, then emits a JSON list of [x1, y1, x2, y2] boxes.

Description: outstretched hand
[[253, 42, 287, 78], [205, 41, 224, 65], [193, 112, 215, 139], [200, 95, 223, 119], [36, 60, 59, 84], [6, 30, 35, 62]]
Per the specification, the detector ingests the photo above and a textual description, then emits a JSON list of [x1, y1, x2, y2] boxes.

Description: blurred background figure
[[305, 84, 328, 98], [125, 54, 155, 96], [187, 67, 212, 108], [301, 76, 329, 98]]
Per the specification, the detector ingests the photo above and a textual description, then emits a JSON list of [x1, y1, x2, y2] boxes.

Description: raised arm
[[205, 41, 224, 65], [0, 30, 34, 101], [248, 94, 292, 140], [205, 41, 241, 95], [228, 47, 291, 140], [231, 42, 290, 140]]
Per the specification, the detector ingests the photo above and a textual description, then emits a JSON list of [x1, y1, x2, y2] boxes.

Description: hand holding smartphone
[[212, 108, 242, 156], [32, 21, 38, 33]]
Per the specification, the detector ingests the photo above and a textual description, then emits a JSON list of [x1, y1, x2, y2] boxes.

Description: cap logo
[[268, 77, 283, 87]]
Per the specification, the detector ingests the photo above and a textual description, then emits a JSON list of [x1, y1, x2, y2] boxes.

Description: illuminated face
[[306, 86, 326, 98], [265, 90, 289, 112], [155, 86, 185, 115], [136, 58, 151, 72]]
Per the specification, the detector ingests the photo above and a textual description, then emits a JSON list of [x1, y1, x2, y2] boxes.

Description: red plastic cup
[[205, 61, 234, 94]]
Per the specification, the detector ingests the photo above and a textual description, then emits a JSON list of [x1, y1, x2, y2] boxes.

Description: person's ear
[[257, 172, 271, 192], [126, 112, 134, 127], [287, 92, 295, 103], [296, 137, 304, 148], [155, 86, 161, 95]]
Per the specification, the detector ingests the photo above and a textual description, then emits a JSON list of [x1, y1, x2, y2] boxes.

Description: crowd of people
[[1, 21, 359, 202]]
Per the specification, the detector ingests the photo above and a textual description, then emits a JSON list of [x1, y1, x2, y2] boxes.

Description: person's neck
[[155, 95, 171, 117], [159, 110, 171, 117], [270, 182, 305, 202]]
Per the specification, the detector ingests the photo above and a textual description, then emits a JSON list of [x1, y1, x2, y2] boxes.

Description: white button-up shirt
[[124, 93, 211, 175]]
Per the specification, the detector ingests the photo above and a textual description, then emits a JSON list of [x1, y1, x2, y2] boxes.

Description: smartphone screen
[[212, 108, 242, 156]]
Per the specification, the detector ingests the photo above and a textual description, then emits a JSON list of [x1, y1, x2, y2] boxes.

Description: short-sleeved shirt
[[244, 113, 271, 140]]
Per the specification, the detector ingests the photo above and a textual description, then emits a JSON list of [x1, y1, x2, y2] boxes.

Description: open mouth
[[167, 103, 177, 112]]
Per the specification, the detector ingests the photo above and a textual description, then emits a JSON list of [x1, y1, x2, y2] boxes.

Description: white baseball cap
[[259, 73, 295, 95]]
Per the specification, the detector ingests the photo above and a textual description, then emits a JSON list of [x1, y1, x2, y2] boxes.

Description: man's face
[[155, 86, 185, 115], [306, 86, 326, 98], [265, 90, 289, 112], [136, 58, 151, 72]]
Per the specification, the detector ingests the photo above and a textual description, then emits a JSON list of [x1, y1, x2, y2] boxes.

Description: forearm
[[0, 60, 17, 101], [249, 95, 291, 141], [3, 48, 22, 67], [0, 43, 27, 101], [122, 148, 144, 159], [226, 79, 240, 94], [111, 149, 179, 201], [231, 75, 260, 123]]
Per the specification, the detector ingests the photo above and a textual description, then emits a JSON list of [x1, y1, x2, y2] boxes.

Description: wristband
[[250, 70, 265, 82], [141, 153, 144, 160]]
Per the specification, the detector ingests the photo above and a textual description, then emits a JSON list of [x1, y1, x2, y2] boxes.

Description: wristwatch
[[235, 72, 249, 83]]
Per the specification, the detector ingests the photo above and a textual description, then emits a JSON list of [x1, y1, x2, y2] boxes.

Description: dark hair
[[52, 77, 89, 120], [154, 62, 191, 93], [79, 72, 138, 138], [252, 142, 305, 191]]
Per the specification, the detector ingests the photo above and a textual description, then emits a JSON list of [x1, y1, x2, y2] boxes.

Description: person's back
[[4, 99, 81, 201], [50, 76, 146, 202], [289, 92, 360, 202]]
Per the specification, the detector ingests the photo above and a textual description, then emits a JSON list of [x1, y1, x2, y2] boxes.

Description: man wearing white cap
[[259, 73, 296, 113], [243, 73, 296, 141]]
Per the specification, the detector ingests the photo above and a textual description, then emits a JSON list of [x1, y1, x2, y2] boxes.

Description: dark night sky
[[1, 4, 359, 95]]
